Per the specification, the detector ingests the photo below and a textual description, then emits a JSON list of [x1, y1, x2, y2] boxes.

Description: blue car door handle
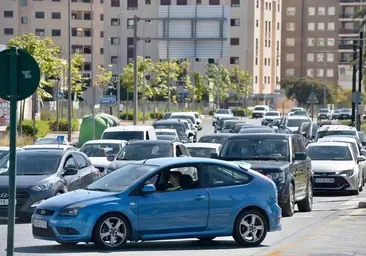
[[195, 195, 206, 200]]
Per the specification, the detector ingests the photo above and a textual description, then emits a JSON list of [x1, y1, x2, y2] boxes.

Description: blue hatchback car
[[32, 157, 281, 249]]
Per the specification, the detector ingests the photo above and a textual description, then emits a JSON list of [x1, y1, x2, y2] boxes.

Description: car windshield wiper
[[85, 188, 112, 192]]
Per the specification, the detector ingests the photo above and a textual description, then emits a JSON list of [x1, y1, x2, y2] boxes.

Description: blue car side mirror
[[142, 184, 156, 193]]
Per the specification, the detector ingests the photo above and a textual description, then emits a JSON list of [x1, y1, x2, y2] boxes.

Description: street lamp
[[49, 77, 60, 131], [142, 20, 151, 123], [117, 11, 127, 119]]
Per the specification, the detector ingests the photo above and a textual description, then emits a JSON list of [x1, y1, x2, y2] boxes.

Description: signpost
[[0, 47, 40, 256], [352, 91, 363, 130], [306, 92, 319, 121], [100, 95, 116, 105], [57, 91, 63, 100], [81, 87, 102, 140]]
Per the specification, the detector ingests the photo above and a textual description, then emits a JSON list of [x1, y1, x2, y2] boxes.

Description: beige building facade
[[0, 0, 104, 88], [104, 0, 282, 96]]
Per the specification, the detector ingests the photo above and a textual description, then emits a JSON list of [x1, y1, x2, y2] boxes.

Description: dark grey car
[[0, 150, 100, 219]]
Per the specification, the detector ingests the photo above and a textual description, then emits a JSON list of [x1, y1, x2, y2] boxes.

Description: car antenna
[[142, 158, 149, 164]]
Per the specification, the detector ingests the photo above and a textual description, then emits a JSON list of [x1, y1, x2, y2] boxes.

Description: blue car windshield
[[86, 164, 157, 192]]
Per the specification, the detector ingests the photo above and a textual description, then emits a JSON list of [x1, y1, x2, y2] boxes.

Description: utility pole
[[352, 42, 357, 126], [67, 0, 72, 142], [323, 55, 326, 108], [117, 12, 127, 119], [357, 31, 364, 131], [133, 15, 139, 125], [91, 0, 95, 139]]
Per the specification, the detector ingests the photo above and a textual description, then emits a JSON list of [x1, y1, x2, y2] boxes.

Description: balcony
[[339, 44, 354, 50], [339, 13, 355, 18], [340, 0, 366, 4], [339, 28, 359, 34], [339, 58, 352, 64]]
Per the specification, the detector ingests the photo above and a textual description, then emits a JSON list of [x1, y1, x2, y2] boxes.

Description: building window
[[327, 69, 334, 77], [208, 58, 215, 64], [307, 69, 314, 77], [327, 22, 335, 31], [317, 38, 325, 46], [318, 7, 325, 16], [51, 12, 61, 19], [255, 57, 258, 65], [161, 0, 171, 4], [317, 23, 325, 31], [286, 23, 295, 31], [177, 0, 187, 5], [307, 53, 314, 62], [230, 38, 239, 45], [264, 76, 267, 84], [35, 29, 45, 36], [231, 18, 240, 26], [100, 31, 104, 38], [308, 7, 315, 16], [35, 12, 45, 19], [327, 38, 335, 46], [209, 0, 220, 5], [231, 0, 240, 7], [277, 22, 280, 30], [52, 29, 61, 36], [327, 53, 334, 62], [111, 37, 120, 45], [4, 28, 14, 35], [4, 11, 13, 18], [111, 0, 120, 7], [286, 38, 295, 46], [256, 19, 258, 27], [255, 76, 258, 83], [21, 0, 28, 6], [100, 48, 104, 54], [256, 0, 259, 8], [317, 53, 325, 62], [316, 69, 324, 77], [328, 7, 335, 16], [264, 58, 267, 65], [100, 14, 104, 21], [146, 0, 151, 4], [83, 62, 91, 71], [307, 38, 315, 46], [127, 0, 138, 9], [111, 56, 118, 64], [308, 23, 315, 31], [21, 16, 28, 24], [230, 57, 239, 64], [286, 53, 295, 62], [285, 69, 295, 76], [286, 7, 296, 16], [84, 12, 91, 20], [127, 19, 135, 29], [197, 0, 202, 4], [111, 18, 120, 26], [196, 58, 201, 62]]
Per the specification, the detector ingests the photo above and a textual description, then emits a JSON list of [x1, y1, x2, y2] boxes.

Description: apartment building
[[281, 0, 340, 92], [0, 0, 104, 88], [104, 0, 281, 97]]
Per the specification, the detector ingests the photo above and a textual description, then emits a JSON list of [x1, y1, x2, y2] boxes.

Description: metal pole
[[192, 59, 196, 111], [352, 42, 357, 126], [91, 0, 95, 139], [56, 80, 59, 131], [323, 53, 326, 108], [133, 15, 139, 125], [7, 46, 18, 256], [142, 23, 146, 123], [32, 92, 36, 142], [117, 12, 126, 119], [357, 31, 363, 131], [67, 0, 72, 142]]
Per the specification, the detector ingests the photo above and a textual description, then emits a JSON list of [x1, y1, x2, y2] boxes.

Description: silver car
[[307, 142, 366, 194]]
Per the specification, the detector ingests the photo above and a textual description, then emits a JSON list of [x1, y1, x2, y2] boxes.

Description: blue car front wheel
[[93, 213, 130, 249]]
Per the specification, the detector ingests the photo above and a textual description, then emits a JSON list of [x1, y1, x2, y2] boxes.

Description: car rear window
[[102, 131, 144, 141]]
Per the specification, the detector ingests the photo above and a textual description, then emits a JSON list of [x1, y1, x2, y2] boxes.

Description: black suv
[[215, 133, 313, 217]]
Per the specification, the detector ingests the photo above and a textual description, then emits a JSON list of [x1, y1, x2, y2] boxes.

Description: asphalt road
[[1, 117, 366, 255]]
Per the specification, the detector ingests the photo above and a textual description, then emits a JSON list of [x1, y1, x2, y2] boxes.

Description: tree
[[206, 64, 231, 108], [96, 65, 112, 91], [280, 77, 339, 106], [192, 71, 208, 102], [230, 66, 253, 100], [7, 33, 63, 99]]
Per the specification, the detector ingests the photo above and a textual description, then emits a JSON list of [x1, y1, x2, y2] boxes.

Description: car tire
[[359, 175, 363, 192], [93, 213, 130, 250], [282, 183, 295, 217], [297, 181, 313, 212], [198, 237, 216, 241], [232, 209, 268, 247]]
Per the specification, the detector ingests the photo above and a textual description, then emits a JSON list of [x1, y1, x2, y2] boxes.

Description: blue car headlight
[[266, 172, 285, 183], [337, 169, 354, 177], [58, 206, 84, 217], [31, 182, 54, 192]]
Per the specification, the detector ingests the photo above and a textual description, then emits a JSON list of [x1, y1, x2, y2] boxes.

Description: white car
[[79, 139, 128, 174], [34, 137, 69, 145], [22, 144, 77, 151], [252, 105, 269, 118], [307, 142, 365, 194], [286, 116, 311, 133], [212, 109, 233, 126], [261, 111, 281, 125], [288, 107, 304, 116], [185, 143, 222, 158]]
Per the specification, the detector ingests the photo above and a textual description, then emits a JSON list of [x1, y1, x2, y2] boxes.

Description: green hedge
[[49, 118, 80, 131], [120, 111, 145, 121], [7, 120, 50, 139], [150, 112, 164, 119]]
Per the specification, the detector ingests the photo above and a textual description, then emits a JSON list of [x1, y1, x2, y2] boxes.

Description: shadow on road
[[0, 218, 30, 225], [314, 191, 353, 197], [14, 240, 267, 254]]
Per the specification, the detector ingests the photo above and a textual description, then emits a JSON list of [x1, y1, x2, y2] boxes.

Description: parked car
[[0, 147, 24, 161], [212, 109, 233, 126], [0, 150, 100, 220], [307, 142, 365, 194], [358, 131, 366, 148], [292, 110, 310, 119], [170, 118, 197, 142], [261, 111, 281, 126], [22, 145, 77, 151], [156, 134, 180, 142], [338, 108, 352, 120], [277, 116, 311, 133], [221, 120, 247, 133], [79, 140, 128, 174], [215, 133, 313, 217], [106, 140, 190, 174], [34, 137, 69, 145], [170, 112, 198, 130], [101, 126, 157, 141], [239, 127, 275, 134], [317, 108, 330, 120], [32, 157, 281, 248], [288, 107, 304, 116], [198, 133, 233, 145], [214, 116, 240, 133], [153, 120, 190, 143], [315, 125, 360, 142], [185, 143, 221, 158], [331, 109, 341, 120], [252, 105, 269, 118]]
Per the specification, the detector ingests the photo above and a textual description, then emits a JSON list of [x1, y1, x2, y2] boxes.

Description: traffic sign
[[100, 95, 116, 105], [306, 92, 319, 104], [0, 49, 40, 101], [81, 87, 102, 107], [352, 91, 363, 104], [56, 135, 65, 142], [57, 91, 63, 100]]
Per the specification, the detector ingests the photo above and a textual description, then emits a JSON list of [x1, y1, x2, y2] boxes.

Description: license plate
[[33, 219, 47, 229], [315, 178, 335, 183], [0, 199, 16, 205]]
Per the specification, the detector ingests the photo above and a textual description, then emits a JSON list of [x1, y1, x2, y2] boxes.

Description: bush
[[120, 111, 144, 121], [232, 108, 252, 117], [7, 120, 50, 139], [339, 120, 352, 126], [209, 110, 215, 116], [150, 112, 163, 119], [0, 134, 33, 147], [49, 118, 80, 131]]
